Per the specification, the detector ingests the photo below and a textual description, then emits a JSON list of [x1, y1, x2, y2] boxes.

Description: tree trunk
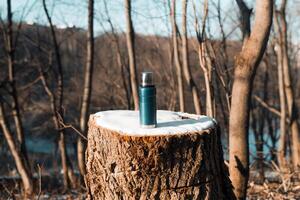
[[267, 115, 277, 161], [275, 0, 300, 168], [6, 0, 30, 171], [103, 0, 131, 109], [181, 0, 202, 115], [78, 0, 94, 180], [197, 43, 214, 117], [85, 110, 235, 199], [254, 65, 269, 183], [250, 102, 265, 184], [0, 102, 33, 196], [274, 40, 287, 169], [58, 131, 71, 188], [229, 0, 273, 199], [170, 0, 185, 112], [42, 0, 76, 189], [39, 66, 77, 189], [125, 0, 139, 110], [193, 0, 214, 117]]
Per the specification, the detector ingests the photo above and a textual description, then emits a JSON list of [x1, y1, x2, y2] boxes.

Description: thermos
[[139, 72, 157, 128]]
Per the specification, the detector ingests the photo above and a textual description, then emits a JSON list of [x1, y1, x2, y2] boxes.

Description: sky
[[0, 0, 241, 39], [0, 0, 299, 42]]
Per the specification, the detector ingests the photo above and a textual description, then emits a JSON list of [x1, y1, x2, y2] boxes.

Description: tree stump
[[85, 110, 234, 199]]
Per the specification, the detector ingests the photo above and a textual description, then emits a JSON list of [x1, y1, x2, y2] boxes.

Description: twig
[[57, 113, 87, 140], [37, 164, 42, 200], [269, 161, 295, 193], [59, 124, 88, 141], [19, 76, 41, 91], [0, 181, 15, 199]]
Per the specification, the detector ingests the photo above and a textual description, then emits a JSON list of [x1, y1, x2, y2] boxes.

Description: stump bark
[[85, 110, 234, 200]]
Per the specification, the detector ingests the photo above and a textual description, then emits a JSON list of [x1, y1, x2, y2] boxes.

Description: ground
[[1, 170, 299, 199]]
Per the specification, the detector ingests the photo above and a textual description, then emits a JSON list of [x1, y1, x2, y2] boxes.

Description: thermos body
[[139, 72, 157, 128]]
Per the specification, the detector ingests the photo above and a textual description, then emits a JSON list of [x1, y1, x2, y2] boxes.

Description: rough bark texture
[[86, 115, 235, 200]]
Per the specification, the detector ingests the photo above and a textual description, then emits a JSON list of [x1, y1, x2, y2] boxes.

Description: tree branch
[[253, 95, 289, 123], [57, 112, 87, 141], [235, 0, 252, 40]]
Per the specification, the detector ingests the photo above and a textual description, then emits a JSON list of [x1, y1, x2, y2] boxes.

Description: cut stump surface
[[85, 110, 234, 200]]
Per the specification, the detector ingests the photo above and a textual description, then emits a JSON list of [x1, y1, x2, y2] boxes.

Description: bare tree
[[181, 0, 202, 114], [170, 0, 185, 112], [229, 0, 273, 199], [250, 64, 269, 183], [274, 0, 300, 169], [102, 0, 131, 109], [77, 0, 94, 181], [273, 23, 287, 169], [125, 0, 139, 110], [42, 0, 76, 189], [4, 0, 30, 170], [192, 0, 214, 117], [212, 0, 232, 114], [0, 102, 33, 196], [0, 0, 34, 196]]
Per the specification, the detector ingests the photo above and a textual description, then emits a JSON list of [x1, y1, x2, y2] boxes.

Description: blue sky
[[0, 0, 299, 42], [0, 0, 241, 39]]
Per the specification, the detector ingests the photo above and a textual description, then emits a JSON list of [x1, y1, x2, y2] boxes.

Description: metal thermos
[[139, 72, 157, 128]]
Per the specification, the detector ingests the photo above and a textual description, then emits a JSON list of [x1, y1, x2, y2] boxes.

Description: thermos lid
[[141, 72, 154, 86]]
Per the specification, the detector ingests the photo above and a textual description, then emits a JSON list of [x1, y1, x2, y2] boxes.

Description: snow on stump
[[85, 110, 234, 199]]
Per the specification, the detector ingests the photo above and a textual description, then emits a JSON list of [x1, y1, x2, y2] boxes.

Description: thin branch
[[235, 0, 252, 40], [253, 95, 289, 123], [57, 112, 87, 141], [19, 76, 42, 91], [201, 0, 209, 40], [253, 95, 280, 116], [37, 164, 42, 200]]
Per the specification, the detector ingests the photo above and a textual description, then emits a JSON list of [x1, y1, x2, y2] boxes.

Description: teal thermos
[[139, 72, 157, 128]]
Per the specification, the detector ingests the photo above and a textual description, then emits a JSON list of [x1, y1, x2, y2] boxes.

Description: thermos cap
[[141, 72, 154, 86]]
